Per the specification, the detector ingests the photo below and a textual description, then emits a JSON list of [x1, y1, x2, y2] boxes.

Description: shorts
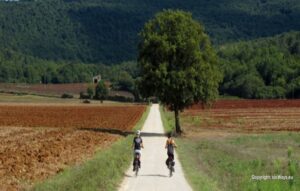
[[167, 152, 174, 160], [134, 149, 141, 157]]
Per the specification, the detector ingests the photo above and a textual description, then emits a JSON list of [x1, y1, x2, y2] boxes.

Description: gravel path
[[119, 104, 193, 191]]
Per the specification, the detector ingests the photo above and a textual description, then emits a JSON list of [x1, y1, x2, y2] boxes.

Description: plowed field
[[0, 105, 145, 130], [0, 83, 134, 99], [189, 99, 300, 109], [0, 83, 89, 96], [184, 100, 300, 132], [0, 105, 145, 191]]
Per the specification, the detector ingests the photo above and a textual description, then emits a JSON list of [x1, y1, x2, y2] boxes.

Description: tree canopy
[[138, 10, 221, 133]]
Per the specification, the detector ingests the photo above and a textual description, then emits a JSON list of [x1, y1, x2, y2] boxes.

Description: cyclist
[[165, 133, 177, 170], [133, 130, 143, 171]]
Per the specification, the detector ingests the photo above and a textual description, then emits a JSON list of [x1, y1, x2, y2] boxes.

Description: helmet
[[136, 130, 141, 136]]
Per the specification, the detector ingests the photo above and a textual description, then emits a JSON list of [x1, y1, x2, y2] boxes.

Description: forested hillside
[[1, 0, 299, 99], [0, 0, 299, 63], [2, 31, 299, 99], [219, 31, 300, 98], [0, 49, 138, 88]]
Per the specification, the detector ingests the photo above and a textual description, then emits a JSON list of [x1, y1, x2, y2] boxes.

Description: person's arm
[[165, 140, 168, 149], [172, 139, 177, 148]]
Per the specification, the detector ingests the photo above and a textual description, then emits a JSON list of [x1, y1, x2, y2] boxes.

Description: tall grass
[[31, 106, 150, 191], [159, 106, 174, 133]]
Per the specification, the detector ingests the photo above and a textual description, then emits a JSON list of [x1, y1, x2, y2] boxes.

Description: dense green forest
[[218, 31, 300, 98], [0, 49, 137, 92], [0, 0, 299, 63], [1, 31, 299, 98]]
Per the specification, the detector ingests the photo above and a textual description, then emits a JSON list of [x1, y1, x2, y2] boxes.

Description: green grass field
[[160, 108, 300, 191]]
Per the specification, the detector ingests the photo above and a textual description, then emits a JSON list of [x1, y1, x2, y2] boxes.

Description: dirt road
[[119, 104, 193, 191]]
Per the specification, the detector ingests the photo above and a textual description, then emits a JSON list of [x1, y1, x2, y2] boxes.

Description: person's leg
[[133, 152, 135, 170], [171, 154, 175, 166], [138, 153, 141, 168], [135, 151, 141, 168], [166, 153, 171, 167], [133, 151, 139, 170]]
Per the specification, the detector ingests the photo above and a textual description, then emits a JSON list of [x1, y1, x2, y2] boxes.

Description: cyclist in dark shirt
[[165, 133, 177, 169], [133, 130, 144, 170]]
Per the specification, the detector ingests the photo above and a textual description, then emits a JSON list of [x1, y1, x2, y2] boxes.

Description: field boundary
[[31, 106, 150, 191]]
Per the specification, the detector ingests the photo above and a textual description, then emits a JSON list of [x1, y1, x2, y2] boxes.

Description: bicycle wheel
[[168, 162, 173, 177], [135, 163, 139, 176]]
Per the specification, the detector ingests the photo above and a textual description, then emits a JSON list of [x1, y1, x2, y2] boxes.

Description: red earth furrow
[[189, 99, 300, 110], [0, 105, 146, 191], [184, 100, 300, 132]]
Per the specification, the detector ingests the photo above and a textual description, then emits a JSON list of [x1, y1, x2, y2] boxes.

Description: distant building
[[93, 75, 101, 84]]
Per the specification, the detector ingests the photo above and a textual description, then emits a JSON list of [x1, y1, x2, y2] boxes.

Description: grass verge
[[159, 106, 174, 133], [177, 133, 300, 191], [31, 106, 150, 191]]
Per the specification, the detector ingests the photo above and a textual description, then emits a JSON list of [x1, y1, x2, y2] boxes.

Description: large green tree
[[138, 10, 221, 134]]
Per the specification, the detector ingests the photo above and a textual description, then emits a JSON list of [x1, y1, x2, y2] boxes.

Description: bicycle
[[133, 152, 140, 176], [167, 156, 175, 177]]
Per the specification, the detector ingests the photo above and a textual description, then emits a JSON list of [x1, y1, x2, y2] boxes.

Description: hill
[[218, 31, 300, 98], [0, 0, 299, 63]]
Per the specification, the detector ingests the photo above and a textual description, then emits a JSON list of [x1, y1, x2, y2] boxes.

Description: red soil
[[189, 99, 300, 109], [0, 105, 146, 191], [184, 100, 300, 132]]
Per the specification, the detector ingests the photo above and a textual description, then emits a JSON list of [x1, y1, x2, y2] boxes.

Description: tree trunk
[[174, 108, 182, 135]]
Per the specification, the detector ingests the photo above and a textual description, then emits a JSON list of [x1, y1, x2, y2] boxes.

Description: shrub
[[107, 95, 134, 102], [61, 93, 73, 99], [82, 99, 90, 104], [79, 91, 90, 99]]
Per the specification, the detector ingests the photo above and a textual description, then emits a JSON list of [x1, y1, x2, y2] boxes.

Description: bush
[[255, 86, 286, 99], [87, 85, 94, 98], [79, 91, 90, 99], [61, 93, 74, 99], [82, 99, 90, 104], [107, 95, 134, 102]]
